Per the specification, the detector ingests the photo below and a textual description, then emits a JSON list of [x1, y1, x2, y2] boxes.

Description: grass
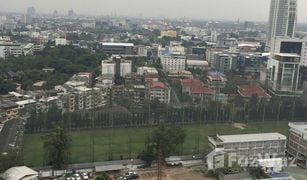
[[22, 121, 290, 167]]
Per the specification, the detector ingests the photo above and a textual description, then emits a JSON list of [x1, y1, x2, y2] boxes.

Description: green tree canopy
[[43, 126, 71, 170], [140, 126, 186, 165]]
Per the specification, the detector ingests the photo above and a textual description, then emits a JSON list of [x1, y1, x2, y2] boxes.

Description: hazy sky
[[0, 0, 307, 22]]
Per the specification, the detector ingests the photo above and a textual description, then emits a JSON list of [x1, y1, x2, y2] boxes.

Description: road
[[0, 117, 26, 154]]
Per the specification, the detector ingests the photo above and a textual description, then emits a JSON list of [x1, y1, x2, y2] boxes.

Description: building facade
[[266, 0, 297, 49], [149, 82, 171, 104], [267, 53, 301, 93], [101, 42, 134, 55], [208, 133, 287, 168], [161, 54, 186, 72], [288, 122, 307, 168]]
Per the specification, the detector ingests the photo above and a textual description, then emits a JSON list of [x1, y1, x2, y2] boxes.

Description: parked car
[[125, 172, 139, 179], [137, 163, 150, 169], [81, 172, 89, 180], [73, 173, 81, 180]]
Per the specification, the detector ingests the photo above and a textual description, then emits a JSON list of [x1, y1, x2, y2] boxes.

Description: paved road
[[0, 117, 25, 153]]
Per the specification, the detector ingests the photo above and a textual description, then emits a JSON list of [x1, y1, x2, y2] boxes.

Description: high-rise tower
[[266, 0, 297, 50]]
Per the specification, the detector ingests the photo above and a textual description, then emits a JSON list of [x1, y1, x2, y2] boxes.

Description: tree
[[0, 150, 21, 172], [140, 126, 186, 165], [0, 78, 16, 95], [95, 172, 109, 180], [43, 126, 71, 170]]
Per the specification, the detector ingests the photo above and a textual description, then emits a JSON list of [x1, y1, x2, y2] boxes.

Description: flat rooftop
[[102, 42, 134, 47], [217, 133, 286, 143], [274, 53, 300, 58], [289, 122, 307, 135]]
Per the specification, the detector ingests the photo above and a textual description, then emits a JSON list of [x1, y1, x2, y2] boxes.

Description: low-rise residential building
[[134, 45, 148, 56], [126, 85, 148, 108], [288, 122, 307, 168], [22, 43, 34, 56], [237, 84, 271, 99], [149, 81, 171, 104], [55, 38, 68, 46], [181, 78, 214, 102], [137, 66, 158, 75], [0, 101, 19, 122], [207, 71, 227, 92], [168, 70, 193, 79], [62, 87, 107, 112], [160, 30, 177, 38], [208, 133, 287, 169], [186, 60, 209, 70], [0, 42, 23, 59]]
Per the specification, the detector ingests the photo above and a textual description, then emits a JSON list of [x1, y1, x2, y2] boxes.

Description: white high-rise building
[[266, 0, 297, 50], [101, 56, 132, 77], [271, 37, 307, 66], [267, 53, 301, 93]]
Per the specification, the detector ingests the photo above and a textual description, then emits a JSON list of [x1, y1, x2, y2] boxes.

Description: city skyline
[[0, 0, 307, 22]]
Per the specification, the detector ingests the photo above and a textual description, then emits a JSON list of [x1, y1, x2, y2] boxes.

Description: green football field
[[22, 121, 290, 167]]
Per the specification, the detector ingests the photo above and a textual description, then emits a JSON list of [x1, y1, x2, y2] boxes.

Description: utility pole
[[157, 148, 163, 180]]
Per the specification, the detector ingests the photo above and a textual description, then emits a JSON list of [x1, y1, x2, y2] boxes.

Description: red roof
[[181, 78, 214, 94], [238, 84, 271, 98], [181, 78, 204, 87], [151, 81, 166, 89]]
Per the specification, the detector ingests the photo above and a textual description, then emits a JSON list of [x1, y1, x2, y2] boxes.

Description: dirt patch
[[137, 166, 215, 180], [232, 123, 247, 130]]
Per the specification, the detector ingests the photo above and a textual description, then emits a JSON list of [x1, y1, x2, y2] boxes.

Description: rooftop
[[151, 81, 167, 89], [102, 42, 134, 47], [289, 122, 307, 138], [1, 166, 38, 180], [16, 99, 36, 106], [238, 84, 271, 98], [181, 79, 214, 94], [274, 53, 300, 58], [217, 133, 286, 143]]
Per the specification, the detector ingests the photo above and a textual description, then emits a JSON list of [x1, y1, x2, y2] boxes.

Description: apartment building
[[125, 85, 148, 108], [161, 52, 186, 72], [65, 87, 107, 112], [267, 53, 301, 93], [288, 122, 307, 168], [101, 42, 134, 55], [149, 82, 171, 104], [101, 56, 132, 77], [208, 133, 287, 168], [212, 52, 237, 72], [0, 42, 23, 59]]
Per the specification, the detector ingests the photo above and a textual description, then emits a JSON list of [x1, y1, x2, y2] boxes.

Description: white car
[[74, 173, 81, 180], [81, 172, 89, 180]]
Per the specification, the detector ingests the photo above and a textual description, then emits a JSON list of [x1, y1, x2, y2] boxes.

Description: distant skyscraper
[[27, 6, 36, 16], [26, 6, 36, 24], [53, 10, 58, 17], [68, 9, 75, 17], [266, 0, 297, 50]]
